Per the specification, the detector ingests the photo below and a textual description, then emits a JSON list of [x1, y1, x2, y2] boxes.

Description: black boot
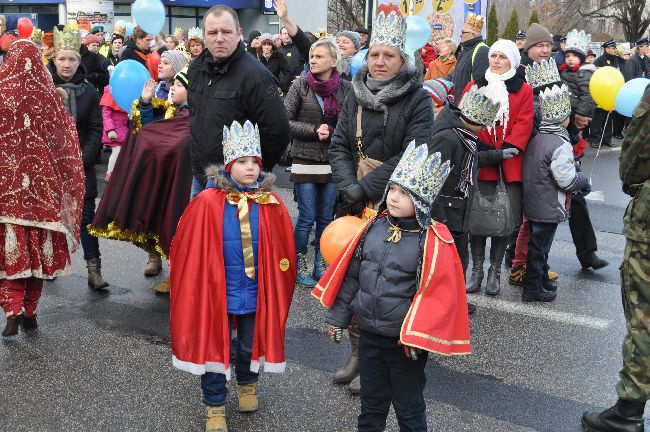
[[86, 258, 109, 290], [466, 236, 486, 294], [522, 286, 557, 302], [485, 237, 508, 296], [21, 314, 38, 331], [332, 318, 359, 384], [2, 315, 20, 337], [581, 252, 609, 270], [582, 399, 645, 431]]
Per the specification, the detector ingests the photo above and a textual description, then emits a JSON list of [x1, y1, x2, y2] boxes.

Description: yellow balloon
[[589, 66, 625, 112]]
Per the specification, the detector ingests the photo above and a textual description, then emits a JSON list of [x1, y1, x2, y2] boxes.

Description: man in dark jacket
[[278, 26, 304, 78], [79, 43, 108, 94], [591, 39, 627, 145], [624, 37, 649, 81], [188, 6, 290, 197], [447, 13, 489, 102]]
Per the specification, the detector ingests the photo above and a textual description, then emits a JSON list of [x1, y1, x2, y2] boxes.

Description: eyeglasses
[[460, 31, 473, 35]]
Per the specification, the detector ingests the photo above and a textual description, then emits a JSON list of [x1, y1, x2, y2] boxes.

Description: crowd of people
[[0, 1, 649, 431]]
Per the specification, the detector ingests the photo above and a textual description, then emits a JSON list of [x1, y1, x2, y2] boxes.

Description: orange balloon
[[320, 216, 365, 265]]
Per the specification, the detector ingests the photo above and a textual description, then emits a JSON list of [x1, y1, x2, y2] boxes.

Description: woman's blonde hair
[[441, 38, 457, 54], [309, 36, 341, 65]]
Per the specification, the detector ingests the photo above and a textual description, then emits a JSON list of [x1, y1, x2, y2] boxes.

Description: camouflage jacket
[[620, 84, 650, 243]]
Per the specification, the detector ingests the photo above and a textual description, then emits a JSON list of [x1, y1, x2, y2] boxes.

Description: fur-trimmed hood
[[352, 61, 421, 125], [579, 63, 597, 72], [204, 165, 276, 193]]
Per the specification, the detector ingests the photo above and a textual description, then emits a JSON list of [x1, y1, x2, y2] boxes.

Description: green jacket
[[620, 84, 650, 243]]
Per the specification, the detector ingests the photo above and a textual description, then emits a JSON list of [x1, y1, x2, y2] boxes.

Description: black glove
[[336, 183, 366, 217]]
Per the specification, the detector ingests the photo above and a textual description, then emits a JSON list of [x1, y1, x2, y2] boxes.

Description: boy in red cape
[[169, 120, 296, 432], [313, 142, 471, 430]]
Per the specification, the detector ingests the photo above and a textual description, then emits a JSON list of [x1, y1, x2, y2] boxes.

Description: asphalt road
[[0, 140, 639, 432]]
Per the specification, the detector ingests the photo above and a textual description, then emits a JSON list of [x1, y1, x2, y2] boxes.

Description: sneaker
[[205, 406, 227, 432], [296, 253, 317, 288], [522, 288, 557, 302], [613, 133, 624, 140], [509, 266, 526, 286]]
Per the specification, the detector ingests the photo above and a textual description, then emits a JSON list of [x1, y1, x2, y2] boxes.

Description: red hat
[[0, 34, 16, 51], [83, 34, 101, 45]]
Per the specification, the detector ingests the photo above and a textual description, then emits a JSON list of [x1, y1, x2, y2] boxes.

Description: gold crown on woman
[[113, 25, 126, 37], [223, 120, 262, 166], [174, 27, 185, 38], [54, 25, 81, 52], [464, 13, 484, 33], [370, 10, 407, 52], [30, 28, 44, 43]]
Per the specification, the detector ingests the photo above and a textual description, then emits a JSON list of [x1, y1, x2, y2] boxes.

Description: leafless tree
[[328, 0, 367, 34], [578, 0, 650, 41]]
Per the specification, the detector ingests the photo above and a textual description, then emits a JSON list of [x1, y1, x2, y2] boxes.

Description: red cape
[[312, 213, 471, 356], [170, 188, 296, 378]]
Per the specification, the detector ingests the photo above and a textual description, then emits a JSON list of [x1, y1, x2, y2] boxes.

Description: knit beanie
[[174, 66, 189, 88], [83, 34, 101, 45], [336, 30, 361, 51], [248, 30, 261, 44], [258, 33, 273, 44], [423, 79, 453, 108], [524, 23, 552, 52], [489, 39, 521, 69], [161, 50, 188, 76]]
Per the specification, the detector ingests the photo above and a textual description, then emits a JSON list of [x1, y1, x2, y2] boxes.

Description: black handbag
[[468, 165, 515, 237]]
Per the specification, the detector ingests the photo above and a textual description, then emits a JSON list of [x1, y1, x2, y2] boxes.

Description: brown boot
[[332, 318, 359, 384], [2, 315, 20, 337], [237, 383, 259, 412], [205, 405, 227, 432], [153, 277, 170, 293], [346, 375, 361, 396], [86, 258, 109, 290], [144, 253, 162, 277]]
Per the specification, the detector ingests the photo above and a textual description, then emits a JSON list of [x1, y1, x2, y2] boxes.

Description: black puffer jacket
[[325, 215, 423, 337], [284, 76, 352, 162], [49, 63, 102, 200], [430, 106, 503, 233], [187, 42, 290, 180], [279, 41, 305, 78], [258, 50, 292, 94], [329, 62, 433, 203], [560, 63, 596, 117], [449, 36, 489, 102], [80, 44, 108, 94]]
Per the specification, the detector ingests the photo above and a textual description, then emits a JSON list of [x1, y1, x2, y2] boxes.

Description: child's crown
[[223, 120, 262, 167]]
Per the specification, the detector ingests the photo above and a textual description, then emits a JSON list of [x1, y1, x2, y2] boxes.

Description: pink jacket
[[101, 105, 129, 146]]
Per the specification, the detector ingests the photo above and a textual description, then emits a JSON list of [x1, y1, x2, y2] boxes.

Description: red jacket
[[462, 78, 534, 182], [420, 44, 438, 67]]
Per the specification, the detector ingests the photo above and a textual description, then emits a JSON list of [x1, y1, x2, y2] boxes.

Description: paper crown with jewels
[[539, 84, 571, 124], [188, 27, 202, 41], [174, 27, 186, 38], [370, 10, 407, 53], [564, 29, 591, 58], [525, 57, 562, 92], [223, 120, 262, 167], [30, 28, 44, 43], [459, 85, 501, 127], [464, 13, 485, 33], [54, 25, 81, 52], [382, 142, 450, 228]]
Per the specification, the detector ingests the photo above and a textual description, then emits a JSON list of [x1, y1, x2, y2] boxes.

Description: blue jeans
[[201, 313, 259, 407], [190, 176, 205, 200], [523, 221, 558, 291], [81, 197, 100, 261], [293, 182, 337, 254]]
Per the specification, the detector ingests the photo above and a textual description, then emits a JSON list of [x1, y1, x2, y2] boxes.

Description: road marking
[[586, 191, 605, 201], [468, 295, 611, 329]]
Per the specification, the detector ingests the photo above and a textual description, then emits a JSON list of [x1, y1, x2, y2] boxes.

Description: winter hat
[[564, 29, 591, 62], [0, 34, 16, 52], [524, 23, 552, 52], [423, 79, 454, 108], [248, 30, 261, 44], [273, 33, 282, 43], [336, 30, 361, 51], [174, 66, 189, 89], [161, 50, 188, 76], [83, 34, 101, 45], [223, 120, 263, 170], [90, 25, 104, 34], [490, 39, 521, 69], [258, 33, 273, 44]]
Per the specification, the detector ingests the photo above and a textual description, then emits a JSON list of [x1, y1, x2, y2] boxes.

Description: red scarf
[[0, 40, 85, 248], [313, 214, 471, 355], [170, 188, 296, 377]]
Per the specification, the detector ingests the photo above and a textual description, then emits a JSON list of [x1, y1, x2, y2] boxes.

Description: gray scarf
[[352, 61, 420, 125], [57, 82, 84, 121]]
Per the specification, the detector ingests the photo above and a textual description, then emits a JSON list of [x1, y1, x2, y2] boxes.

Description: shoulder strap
[[470, 42, 488, 81], [356, 105, 365, 159]]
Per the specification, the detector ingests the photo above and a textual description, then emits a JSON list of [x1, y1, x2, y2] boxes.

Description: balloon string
[[589, 110, 610, 182]]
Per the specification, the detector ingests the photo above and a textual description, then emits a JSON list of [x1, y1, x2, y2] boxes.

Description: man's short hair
[[202, 5, 240, 30]]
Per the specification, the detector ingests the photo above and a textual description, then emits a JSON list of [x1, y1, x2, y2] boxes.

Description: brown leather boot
[[144, 253, 162, 277], [205, 405, 227, 432], [2, 315, 20, 337], [333, 318, 359, 384], [153, 277, 170, 293], [86, 258, 109, 290], [237, 383, 259, 412]]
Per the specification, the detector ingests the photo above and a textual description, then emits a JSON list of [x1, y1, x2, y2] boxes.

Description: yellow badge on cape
[[287, 52, 292, 57], [280, 258, 290, 272]]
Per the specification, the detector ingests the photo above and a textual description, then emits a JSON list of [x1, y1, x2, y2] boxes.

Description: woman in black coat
[[49, 44, 109, 290], [256, 33, 292, 94], [120, 27, 154, 69]]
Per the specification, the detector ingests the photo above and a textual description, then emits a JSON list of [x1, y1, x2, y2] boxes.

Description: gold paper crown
[[315, 28, 330, 40], [113, 25, 126, 37], [385, 141, 450, 228], [0, 15, 6, 35], [174, 27, 185, 38], [30, 28, 44, 43], [464, 13, 485, 33], [223, 120, 262, 167], [54, 25, 81, 52]]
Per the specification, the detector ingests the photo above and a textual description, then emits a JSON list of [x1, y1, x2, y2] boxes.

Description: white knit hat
[[489, 39, 521, 69]]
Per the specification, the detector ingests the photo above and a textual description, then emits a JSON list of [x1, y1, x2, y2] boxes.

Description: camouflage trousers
[[616, 238, 650, 402]]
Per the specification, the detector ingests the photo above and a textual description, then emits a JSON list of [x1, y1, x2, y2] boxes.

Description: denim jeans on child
[[523, 221, 558, 290], [294, 182, 337, 253], [201, 313, 259, 407], [358, 330, 429, 432]]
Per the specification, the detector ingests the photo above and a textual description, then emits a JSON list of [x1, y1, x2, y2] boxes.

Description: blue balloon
[[615, 78, 650, 117], [405, 16, 432, 53], [125, 22, 135, 37], [350, 48, 368, 78], [133, 0, 166, 35], [109, 60, 151, 112]]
